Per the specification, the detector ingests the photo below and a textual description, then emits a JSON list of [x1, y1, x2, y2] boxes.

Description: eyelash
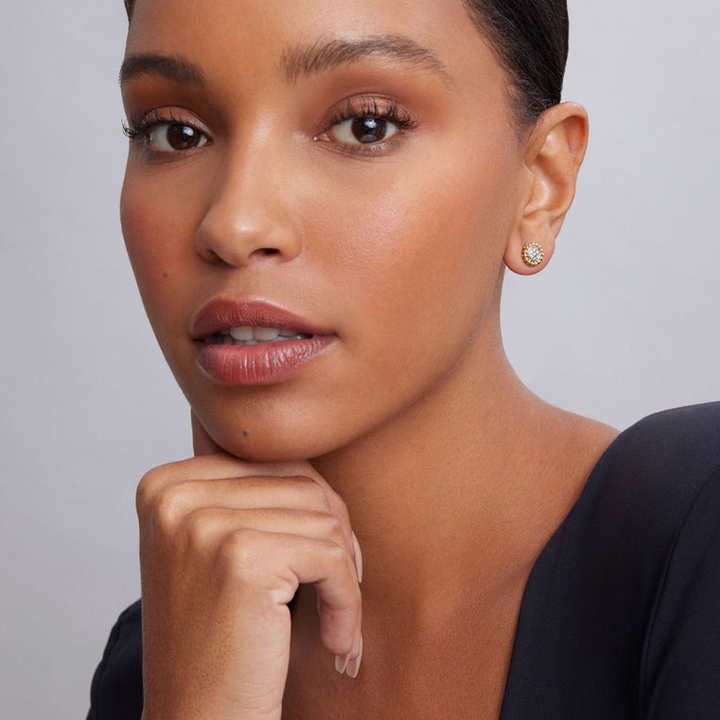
[[122, 96, 418, 158], [321, 96, 418, 155], [122, 108, 192, 149]]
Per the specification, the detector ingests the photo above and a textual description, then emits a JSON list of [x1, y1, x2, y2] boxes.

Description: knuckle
[[313, 482, 351, 527], [135, 462, 183, 516], [295, 476, 331, 510], [151, 484, 190, 535], [181, 508, 213, 551], [328, 492, 352, 526], [135, 468, 161, 516], [324, 539, 349, 566], [321, 515, 346, 544], [220, 527, 263, 577]]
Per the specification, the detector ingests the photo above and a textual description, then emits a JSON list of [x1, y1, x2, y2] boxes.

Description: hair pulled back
[[123, 0, 568, 127], [462, 0, 568, 125]]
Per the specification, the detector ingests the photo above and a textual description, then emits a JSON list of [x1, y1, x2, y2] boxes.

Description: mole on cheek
[[243, 430, 250, 437], [163, 271, 170, 279]]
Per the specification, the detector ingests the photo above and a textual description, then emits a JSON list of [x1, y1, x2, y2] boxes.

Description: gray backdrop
[[1, 1, 718, 717]]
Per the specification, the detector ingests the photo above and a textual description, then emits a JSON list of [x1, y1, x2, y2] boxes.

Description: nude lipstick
[[191, 299, 336, 386]]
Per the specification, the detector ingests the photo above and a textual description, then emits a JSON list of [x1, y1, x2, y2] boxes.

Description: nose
[[195, 139, 303, 267]]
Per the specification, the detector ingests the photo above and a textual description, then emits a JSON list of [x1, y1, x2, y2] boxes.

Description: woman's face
[[120, 0, 526, 460]]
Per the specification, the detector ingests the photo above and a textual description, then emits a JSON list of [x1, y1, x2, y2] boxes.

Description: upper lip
[[191, 298, 335, 340]]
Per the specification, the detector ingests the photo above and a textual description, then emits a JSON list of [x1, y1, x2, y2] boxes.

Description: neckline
[[285, 426, 627, 708], [496, 425, 625, 717]]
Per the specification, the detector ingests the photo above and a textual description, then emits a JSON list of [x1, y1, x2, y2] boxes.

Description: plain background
[[1, 1, 718, 717]]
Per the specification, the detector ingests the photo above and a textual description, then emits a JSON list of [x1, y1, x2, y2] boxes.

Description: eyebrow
[[280, 34, 454, 86], [119, 54, 205, 87], [119, 34, 453, 89]]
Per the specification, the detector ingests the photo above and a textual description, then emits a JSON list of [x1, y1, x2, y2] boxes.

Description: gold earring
[[522, 242, 544, 267]]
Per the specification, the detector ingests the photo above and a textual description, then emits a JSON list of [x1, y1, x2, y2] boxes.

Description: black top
[[87, 403, 720, 719]]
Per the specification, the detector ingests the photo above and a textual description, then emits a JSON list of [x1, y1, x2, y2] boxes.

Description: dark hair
[[123, 0, 568, 127], [462, 0, 568, 126]]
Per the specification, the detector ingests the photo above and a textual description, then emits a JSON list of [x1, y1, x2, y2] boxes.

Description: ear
[[505, 102, 589, 276]]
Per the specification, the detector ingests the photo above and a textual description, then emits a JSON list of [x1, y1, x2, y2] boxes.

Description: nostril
[[262, 248, 280, 255]]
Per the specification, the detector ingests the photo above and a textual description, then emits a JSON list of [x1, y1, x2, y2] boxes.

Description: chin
[[220, 441, 321, 464], [203, 410, 354, 463]]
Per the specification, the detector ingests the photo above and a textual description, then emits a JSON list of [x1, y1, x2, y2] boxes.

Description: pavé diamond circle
[[522, 243, 544, 267]]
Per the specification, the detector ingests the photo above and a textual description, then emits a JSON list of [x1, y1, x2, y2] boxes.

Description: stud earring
[[521, 242, 544, 267]]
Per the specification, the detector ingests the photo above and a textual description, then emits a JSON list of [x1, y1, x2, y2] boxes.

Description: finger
[[181, 507, 352, 557], [169, 505, 362, 661], [140, 434, 362, 583], [150, 452, 321, 484], [142, 475, 332, 542], [240, 530, 360, 658], [143, 475, 362, 581], [187, 420, 359, 572], [180, 507, 363, 603], [137, 458, 329, 520], [304, 464, 360, 579]]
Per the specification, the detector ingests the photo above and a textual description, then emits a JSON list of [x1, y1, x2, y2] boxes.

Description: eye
[[123, 110, 210, 155], [147, 123, 208, 152], [316, 96, 418, 155], [331, 115, 400, 145]]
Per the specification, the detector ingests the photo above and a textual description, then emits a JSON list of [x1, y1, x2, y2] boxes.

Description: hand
[[136, 413, 363, 720]]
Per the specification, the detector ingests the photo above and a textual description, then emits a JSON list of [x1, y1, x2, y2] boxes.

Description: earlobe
[[504, 102, 589, 276], [505, 237, 555, 276]]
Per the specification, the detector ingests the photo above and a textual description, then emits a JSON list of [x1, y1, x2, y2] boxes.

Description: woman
[[88, 0, 720, 717]]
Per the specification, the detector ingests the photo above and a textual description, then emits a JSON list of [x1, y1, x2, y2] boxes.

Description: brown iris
[[352, 117, 387, 144], [164, 124, 201, 150]]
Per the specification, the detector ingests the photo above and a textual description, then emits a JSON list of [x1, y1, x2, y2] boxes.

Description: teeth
[[254, 327, 281, 341], [229, 326, 254, 341], [212, 325, 313, 346]]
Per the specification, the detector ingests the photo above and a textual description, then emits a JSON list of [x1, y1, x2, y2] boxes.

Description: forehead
[[125, 0, 498, 91]]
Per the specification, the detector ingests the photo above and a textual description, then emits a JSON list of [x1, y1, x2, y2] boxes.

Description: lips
[[191, 298, 335, 341], [190, 298, 337, 386]]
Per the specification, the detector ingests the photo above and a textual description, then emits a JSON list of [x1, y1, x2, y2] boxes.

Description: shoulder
[[589, 402, 720, 716], [87, 599, 143, 720], [582, 401, 720, 542], [567, 402, 720, 598], [603, 401, 720, 472], [501, 403, 720, 718], [610, 403, 720, 717]]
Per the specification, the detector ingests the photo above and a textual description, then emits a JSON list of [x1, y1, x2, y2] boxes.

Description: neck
[[308, 320, 558, 625]]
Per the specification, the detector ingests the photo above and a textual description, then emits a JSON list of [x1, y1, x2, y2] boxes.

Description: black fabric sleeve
[[642, 464, 720, 718], [86, 599, 143, 720]]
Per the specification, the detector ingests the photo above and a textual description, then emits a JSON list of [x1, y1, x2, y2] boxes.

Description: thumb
[[191, 410, 224, 457]]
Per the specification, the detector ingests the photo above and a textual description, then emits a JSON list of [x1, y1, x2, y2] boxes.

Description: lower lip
[[195, 336, 335, 386]]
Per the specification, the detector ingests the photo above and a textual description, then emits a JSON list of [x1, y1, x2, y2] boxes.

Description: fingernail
[[335, 652, 350, 674], [345, 633, 363, 678], [351, 531, 363, 583]]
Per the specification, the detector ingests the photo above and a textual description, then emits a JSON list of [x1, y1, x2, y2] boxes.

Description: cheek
[[311, 147, 517, 382], [120, 163, 204, 347], [252, 152, 517, 456]]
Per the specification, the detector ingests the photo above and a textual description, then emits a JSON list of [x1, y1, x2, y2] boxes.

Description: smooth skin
[[121, 0, 618, 717]]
